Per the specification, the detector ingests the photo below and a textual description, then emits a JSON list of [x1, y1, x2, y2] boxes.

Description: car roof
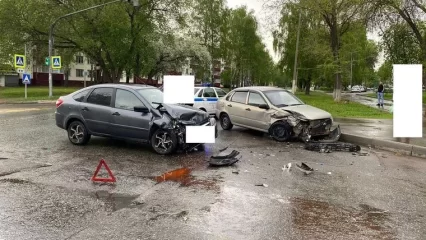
[[232, 86, 286, 92], [88, 84, 156, 90]]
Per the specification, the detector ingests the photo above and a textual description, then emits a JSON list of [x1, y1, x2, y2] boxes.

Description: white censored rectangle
[[185, 126, 215, 143], [163, 75, 194, 104], [393, 64, 423, 138]]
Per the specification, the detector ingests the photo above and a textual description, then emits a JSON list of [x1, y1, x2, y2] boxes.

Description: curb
[[340, 133, 426, 159], [0, 100, 56, 105]]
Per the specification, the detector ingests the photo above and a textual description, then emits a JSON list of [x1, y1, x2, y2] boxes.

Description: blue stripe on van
[[194, 97, 218, 102]]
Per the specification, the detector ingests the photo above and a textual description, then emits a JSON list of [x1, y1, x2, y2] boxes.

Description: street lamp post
[[48, 0, 140, 97]]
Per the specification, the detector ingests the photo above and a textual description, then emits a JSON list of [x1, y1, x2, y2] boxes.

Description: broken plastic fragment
[[282, 163, 292, 171], [255, 183, 268, 187]]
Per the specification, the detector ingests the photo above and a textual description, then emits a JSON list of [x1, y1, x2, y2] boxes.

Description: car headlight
[[209, 117, 216, 126]]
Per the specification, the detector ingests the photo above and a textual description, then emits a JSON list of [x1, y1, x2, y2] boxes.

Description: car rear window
[[203, 88, 216, 97], [231, 91, 247, 104], [86, 87, 113, 106], [72, 89, 90, 102]]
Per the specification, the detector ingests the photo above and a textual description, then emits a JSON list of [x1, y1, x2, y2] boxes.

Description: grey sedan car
[[55, 84, 217, 155]]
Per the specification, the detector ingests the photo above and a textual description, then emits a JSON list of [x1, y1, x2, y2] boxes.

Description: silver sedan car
[[55, 84, 217, 155], [216, 86, 340, 142]]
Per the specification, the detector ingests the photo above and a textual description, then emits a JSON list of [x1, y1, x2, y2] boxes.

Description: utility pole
[[292, 12, 302, 94], [350, 52, 353, 88]]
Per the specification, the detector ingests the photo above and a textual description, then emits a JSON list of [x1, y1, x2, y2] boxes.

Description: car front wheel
[[151, 128, 178, 155], [67, 120, 91, 145], [270, 121, 292, 142], [220, 113, 233, 130]]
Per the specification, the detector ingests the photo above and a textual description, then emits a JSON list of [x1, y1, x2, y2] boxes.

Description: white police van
[[194, 86, 227, 115]]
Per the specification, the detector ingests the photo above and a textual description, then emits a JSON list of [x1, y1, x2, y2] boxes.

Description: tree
[[190, 0, 226, 83], [371, 0, 426, 86], [380, 22, 423, 64], [269, 0, 370, 101], [0, 0, 191, 83], [142, 34, 211, 80], [273, 1, 378, 95], [223, 6, 274, 87]]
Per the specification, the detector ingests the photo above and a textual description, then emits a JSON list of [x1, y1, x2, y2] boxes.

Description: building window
[[76, 56, 84, 64], [76, 69, 84, 77]]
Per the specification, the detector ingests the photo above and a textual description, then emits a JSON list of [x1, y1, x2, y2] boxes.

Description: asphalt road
[[0, 104, 426, 240]]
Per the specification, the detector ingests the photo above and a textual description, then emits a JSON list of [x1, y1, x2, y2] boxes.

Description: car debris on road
[[304, 142, 361, 153], [209, 150, 241, 167], [255, 183, 268, 187], [296, 163, 314, 175]]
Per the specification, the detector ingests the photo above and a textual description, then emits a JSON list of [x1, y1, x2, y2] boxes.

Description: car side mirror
[[258, 104, 269, 110], [134, 106, 150, 113]]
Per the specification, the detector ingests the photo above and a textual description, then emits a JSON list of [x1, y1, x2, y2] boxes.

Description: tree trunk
[[305, 74, 311, 95], [64, 68, 69, 87], [135, 53, 141, 82], [330, 21, 342, 102], [422, 49, 426, 87], [126, 70, 130, 84]]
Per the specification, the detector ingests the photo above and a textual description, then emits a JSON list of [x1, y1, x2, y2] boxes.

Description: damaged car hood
[[280, 105, 332, 120], [158, 103, 210, 124]]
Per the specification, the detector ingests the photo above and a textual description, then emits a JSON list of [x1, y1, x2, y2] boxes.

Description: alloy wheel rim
[[70, 124, 84, 143], [155, 132, 172, 152]]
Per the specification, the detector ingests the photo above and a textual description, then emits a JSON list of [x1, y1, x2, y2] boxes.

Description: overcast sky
[[226, 0, 384, 69]]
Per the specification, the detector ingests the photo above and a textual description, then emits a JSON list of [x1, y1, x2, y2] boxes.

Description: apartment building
[[27, 51, 226, 86], [179, 58, 226, 87]]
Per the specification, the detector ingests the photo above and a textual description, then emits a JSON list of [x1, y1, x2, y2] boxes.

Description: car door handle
[[81, 107, 89, 111], [112, 112, 120, 116], [227, 104, 232, 107], [245, 108, 251, 111]]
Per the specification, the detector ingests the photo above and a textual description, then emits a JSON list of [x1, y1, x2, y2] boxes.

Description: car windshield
[[137, 88, 164, 108], [263, 90, 304, 107]]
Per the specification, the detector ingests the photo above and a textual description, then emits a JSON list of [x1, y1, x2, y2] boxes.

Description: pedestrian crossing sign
[[52, 56, 62, 69], [14, 54, 26, 68], [22, 73, 31, 84]]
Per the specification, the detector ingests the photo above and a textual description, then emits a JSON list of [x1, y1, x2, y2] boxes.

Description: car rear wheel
[[270, 121, 292, 142], [151, 129, 178, 155], [67, 120, 91, 145], [220, 113, 233, 130]]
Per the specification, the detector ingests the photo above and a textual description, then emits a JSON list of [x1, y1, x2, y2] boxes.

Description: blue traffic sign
[[52, 56, 62, 69], [22, 73, 31, 84], [14, 54, 25, 68]]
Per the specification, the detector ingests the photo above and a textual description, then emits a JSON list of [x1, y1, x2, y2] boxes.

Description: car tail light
[[56, 97, 64, 108]]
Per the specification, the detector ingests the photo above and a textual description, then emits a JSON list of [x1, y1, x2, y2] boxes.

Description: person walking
[[377, 82, 384, 108]]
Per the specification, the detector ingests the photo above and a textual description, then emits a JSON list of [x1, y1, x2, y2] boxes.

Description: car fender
[[64, 115, 88, 132]]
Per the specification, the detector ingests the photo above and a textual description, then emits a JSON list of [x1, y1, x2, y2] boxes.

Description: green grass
[[0, 86, 80, 102], [295, 91, 393, 119], [365, 92, 426, 103]]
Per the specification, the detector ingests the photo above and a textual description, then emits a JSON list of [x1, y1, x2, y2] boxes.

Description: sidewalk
[[0, 100, 56, 104], [336, 118, 426, 157]]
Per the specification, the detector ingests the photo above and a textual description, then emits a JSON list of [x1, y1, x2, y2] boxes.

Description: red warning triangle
[[91, 159, 116, 183]]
